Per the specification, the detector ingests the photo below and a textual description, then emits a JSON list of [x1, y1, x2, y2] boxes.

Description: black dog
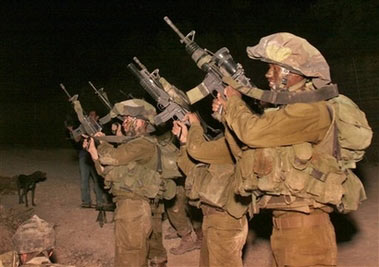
[[17, 171, 47, 207]]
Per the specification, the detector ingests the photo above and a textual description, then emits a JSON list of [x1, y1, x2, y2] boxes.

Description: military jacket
[[179, 123, 250, 218], [224, 96, 331, 147], [94, 135, 179, 200], [223, 96, 341, 212]]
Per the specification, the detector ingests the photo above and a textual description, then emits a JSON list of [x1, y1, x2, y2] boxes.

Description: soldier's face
[[122, 116, 146, 136], [265, 64, 282, 90], [134, 119, 147, 133], [265, 64, 304, 91], [122, 116, 133, 134]]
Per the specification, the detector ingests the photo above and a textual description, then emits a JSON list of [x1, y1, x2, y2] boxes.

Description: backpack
[[326, 94, 371, 213], [328, 94, 373, 169], [233, 95, 371, 214]]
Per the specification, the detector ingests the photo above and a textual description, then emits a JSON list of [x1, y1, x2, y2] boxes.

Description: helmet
[[247, 32, 331, 88], [111, 99, 156, 124], [12, 215, 55, 254]]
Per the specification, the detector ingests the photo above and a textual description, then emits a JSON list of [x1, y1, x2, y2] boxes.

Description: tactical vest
[[235, 99, 367, 214], [185, 162, 250, 219], [101, 136, 181, 200], [0, 251, 19, 267]]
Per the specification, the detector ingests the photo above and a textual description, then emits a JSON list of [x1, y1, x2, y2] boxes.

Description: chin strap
[[277, 67, 289, 90]]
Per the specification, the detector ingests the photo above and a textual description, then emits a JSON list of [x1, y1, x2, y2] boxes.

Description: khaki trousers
[[271, 210, 337, 267], [199, 207, 248, 267], [165, 185, 193, 237], [114, 198, 167, 267]]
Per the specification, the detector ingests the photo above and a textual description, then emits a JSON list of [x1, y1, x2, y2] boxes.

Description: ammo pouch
[[284, 143, 347, 206], [337, 169, 367, 213], [235, 147, 283, 197], [242, 143, 351, 210], [102, 138, 179, 201], [156, 141, 183, 179], [185, 163, 234, 209], [103, 163, 162, 199]]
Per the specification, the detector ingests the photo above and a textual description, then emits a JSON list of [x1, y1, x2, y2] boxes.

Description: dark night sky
[[0, 0, 378, 147]]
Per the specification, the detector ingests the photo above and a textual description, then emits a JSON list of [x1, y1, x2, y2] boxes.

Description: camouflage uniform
[[0, 251, 73, 267], [0, 251, 19, 267], [178, 122, 248, 267], [93, 99, 172, 267], [165, 183, 202, 255], [223, 33, 339, 266], [96, 138, 165, 267], [0, 215, 74, 267], [165, 184, 193, 238]]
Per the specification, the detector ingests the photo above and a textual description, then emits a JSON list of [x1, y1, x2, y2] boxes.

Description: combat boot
[[164, 225, 179, 240], [169, 232, 199, 255], [149, 256, 167, 267]]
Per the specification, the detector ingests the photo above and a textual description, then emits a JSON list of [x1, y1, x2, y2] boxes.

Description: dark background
[[0, 0, 378, 160]]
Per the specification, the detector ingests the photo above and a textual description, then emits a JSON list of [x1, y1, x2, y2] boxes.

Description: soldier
[[111, 112, 201, 256], [164, 181, 202, 255], [66, 110, 109, 209], [212, 32, 348, 266], [172, 113, 249, 267], [0, 215, 73, 267], [84, 99, 181, 267]]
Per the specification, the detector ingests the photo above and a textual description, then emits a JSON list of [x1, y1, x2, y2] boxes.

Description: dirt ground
[[0, 146, 378, 267]]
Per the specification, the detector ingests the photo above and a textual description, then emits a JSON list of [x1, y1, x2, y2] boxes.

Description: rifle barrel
[[127, 63, 143, 80], [88, 81, 113, 110], [88, 81, 96, 91], [163, 16, 191, 45], [133, 57, 147, 70], [128, 63, 162, 102], [60, 83, 71, 99]]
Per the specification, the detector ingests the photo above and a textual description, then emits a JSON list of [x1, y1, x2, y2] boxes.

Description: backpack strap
[[153, 143, 165, 206], [313, 103, 340, 160], [156, 145, 163, 175], [223, 76, 339, 104]]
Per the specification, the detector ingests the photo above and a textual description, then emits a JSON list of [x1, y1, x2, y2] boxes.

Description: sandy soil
[[0, 146, 378, 267]]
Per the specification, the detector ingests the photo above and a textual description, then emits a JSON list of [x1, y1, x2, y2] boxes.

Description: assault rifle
[[60, 83, 102, 140], [163, 16, 254, 118], [127, 57, 189, 125], [128, 57, 222, 139]]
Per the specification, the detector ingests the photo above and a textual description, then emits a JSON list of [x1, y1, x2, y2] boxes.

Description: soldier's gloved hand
[[183, 112, 200, 125], [111, 123, 122, 136], [172, 120, 188, 144], [82, 135, 99, 160], [212, 94, 226, 113], [92, 131, 105, 144], [224, 86, 242, 99], [94, 132, 105, 137]]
